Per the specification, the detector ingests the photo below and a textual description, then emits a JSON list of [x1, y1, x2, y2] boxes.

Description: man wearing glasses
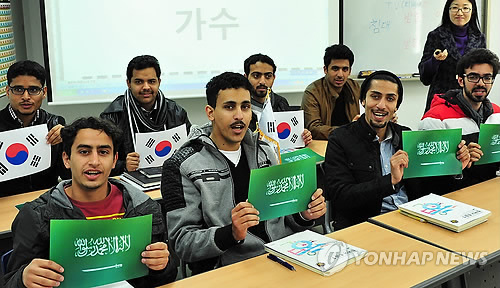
[[420, 48, 500, 188], [0, 60, 67, 196]]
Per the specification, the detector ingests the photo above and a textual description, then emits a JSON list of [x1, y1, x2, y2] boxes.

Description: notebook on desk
[[264, 230, 366, 276], [121, 171, 160, 191], [399, 193, 491, 232]]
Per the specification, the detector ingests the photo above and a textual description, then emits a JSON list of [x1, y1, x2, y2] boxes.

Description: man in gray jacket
[[162, 72, 326, 274]]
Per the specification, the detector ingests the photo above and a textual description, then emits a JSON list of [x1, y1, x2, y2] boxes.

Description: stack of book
[[121, 167, 162, 191], [399, 193, 491, 232], [264, 230, 366, 276]]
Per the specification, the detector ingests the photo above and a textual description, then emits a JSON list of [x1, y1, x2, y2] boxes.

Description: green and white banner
[[475, 124, 500, 165], [50, 215, 152, 288], [280, 147, 324, 164], [403, 129, 462, 178], [248, 157, 316, 221]]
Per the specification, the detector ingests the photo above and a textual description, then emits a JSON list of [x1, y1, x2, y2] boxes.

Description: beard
[[369, 119, 389, 129], [464, 85, 489, 103], [253, 85, 268, 98]]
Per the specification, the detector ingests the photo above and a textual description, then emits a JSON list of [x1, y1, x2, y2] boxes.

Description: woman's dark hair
[[440, 0, 481, 33]]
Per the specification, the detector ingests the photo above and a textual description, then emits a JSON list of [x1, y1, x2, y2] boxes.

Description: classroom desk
[[369, 177, 500, 262], [307, 140, 327, 157], [159, 222, 471, 288]]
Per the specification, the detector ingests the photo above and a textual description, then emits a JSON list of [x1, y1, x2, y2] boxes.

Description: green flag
[[475, 124, 500, 165], [248, 157, 316, 221], [403, 129, 462, 178], [281, 147, 325, 164], [50, 215, 152, 288]]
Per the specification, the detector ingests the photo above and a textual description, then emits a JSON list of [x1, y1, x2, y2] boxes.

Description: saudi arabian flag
[[475, 124, 500, 165], [403, 129, 462, 178], [50, 215, 152, 287]]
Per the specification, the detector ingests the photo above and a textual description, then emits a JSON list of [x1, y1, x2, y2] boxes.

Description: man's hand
[[22, 259, 64, 288], [141, 242, 169, 271], [302, 129, 313, 146], [391, 112, 398, 123], [231, 202, 259, 241], [457, 140, 472, 169], [467, 142, 483, 166], [390, 150, 409, 185], [126, 152, 140, 172], [300, 188, 326, 220], [46, 124, 64, 145], [352, 114, 361, 122]]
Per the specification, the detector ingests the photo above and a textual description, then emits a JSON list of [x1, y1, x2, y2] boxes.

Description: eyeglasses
[[463, 73, 495, 84], [9, 86, 44, 96], [449, 6, 472, 14]]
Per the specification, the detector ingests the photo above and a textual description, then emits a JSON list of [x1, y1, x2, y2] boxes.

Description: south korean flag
[[273, 110, 305, 149], [0, 124, 51, 182], [135, 124, 188, 168]]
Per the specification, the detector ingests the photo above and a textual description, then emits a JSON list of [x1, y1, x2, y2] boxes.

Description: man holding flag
[[0, 60, 68, 196]]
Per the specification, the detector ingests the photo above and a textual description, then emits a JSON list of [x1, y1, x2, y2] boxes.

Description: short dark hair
[[360, 70, 404, 108], [126, 55, 161, 82], [324, 44, 354, 68], [243, 53, 277, 75], [441, 0, 481, 34], [205, 72, 253, 108], [456, 48, 500, 79], [61, 117, 123, 157], [7, 60, 46, 86]]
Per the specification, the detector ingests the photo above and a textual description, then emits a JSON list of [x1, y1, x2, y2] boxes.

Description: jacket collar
[[440, 89, 494, 125]]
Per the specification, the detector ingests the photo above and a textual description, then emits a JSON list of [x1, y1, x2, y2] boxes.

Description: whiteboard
[[343, 0, 483, 76], [41, 0, 339, 104]]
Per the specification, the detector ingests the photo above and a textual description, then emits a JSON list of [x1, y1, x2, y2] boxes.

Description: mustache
[[230, 121, 246, 128]]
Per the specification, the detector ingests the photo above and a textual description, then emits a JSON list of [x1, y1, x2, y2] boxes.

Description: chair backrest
[[1, 249, 13, 274]]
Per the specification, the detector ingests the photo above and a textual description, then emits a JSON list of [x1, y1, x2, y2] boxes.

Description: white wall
[[4, 1, 499, 131]]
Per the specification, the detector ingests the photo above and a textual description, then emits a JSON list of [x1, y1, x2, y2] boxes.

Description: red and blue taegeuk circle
[[5, 143, 29, 165], [155, 141, 172, 157], [277, 122, 291, 139]]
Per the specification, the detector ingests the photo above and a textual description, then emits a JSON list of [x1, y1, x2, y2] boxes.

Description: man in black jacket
[[244, 53, 312, 145], [324, 71, 470, 230], [101, 55, 191, 174], [4, 117, 176, 287], [0, 60, 68, 196]]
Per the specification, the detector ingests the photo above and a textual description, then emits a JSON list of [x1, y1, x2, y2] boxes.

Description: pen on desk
[[267, 254, 296, 271], [399, 210, 426, 223]]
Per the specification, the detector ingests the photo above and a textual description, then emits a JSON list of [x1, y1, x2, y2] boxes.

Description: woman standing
[[419, 0, 485, 112]]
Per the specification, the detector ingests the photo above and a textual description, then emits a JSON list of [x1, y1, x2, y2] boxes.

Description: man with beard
[[301, 44, 361, 140], [420, 48, 500, 188], [244, 54, 312, 145], [101, 55, 191, 174], [325, 71, 470, 230], [0, 60, 68, 196], [161, 72, 326, 274]]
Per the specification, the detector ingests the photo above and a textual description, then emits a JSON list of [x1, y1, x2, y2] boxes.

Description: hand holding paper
[[231, 202, 260, 241], [467, 142, 483, 164], [299, 188, 326, 220], [390, 150, 409, 185], [457, 140, 472, 169], [23, 258, 64, 288], [46, 124, 64, 145], [126, 152, 140, 172], [301, 129, 312, 146], [141, 242, 170, 271]]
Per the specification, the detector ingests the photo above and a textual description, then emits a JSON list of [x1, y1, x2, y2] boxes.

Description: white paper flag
[[135, 124, 188, 168], [0, 124, 51, 182], [273, 110, 305, 149]]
